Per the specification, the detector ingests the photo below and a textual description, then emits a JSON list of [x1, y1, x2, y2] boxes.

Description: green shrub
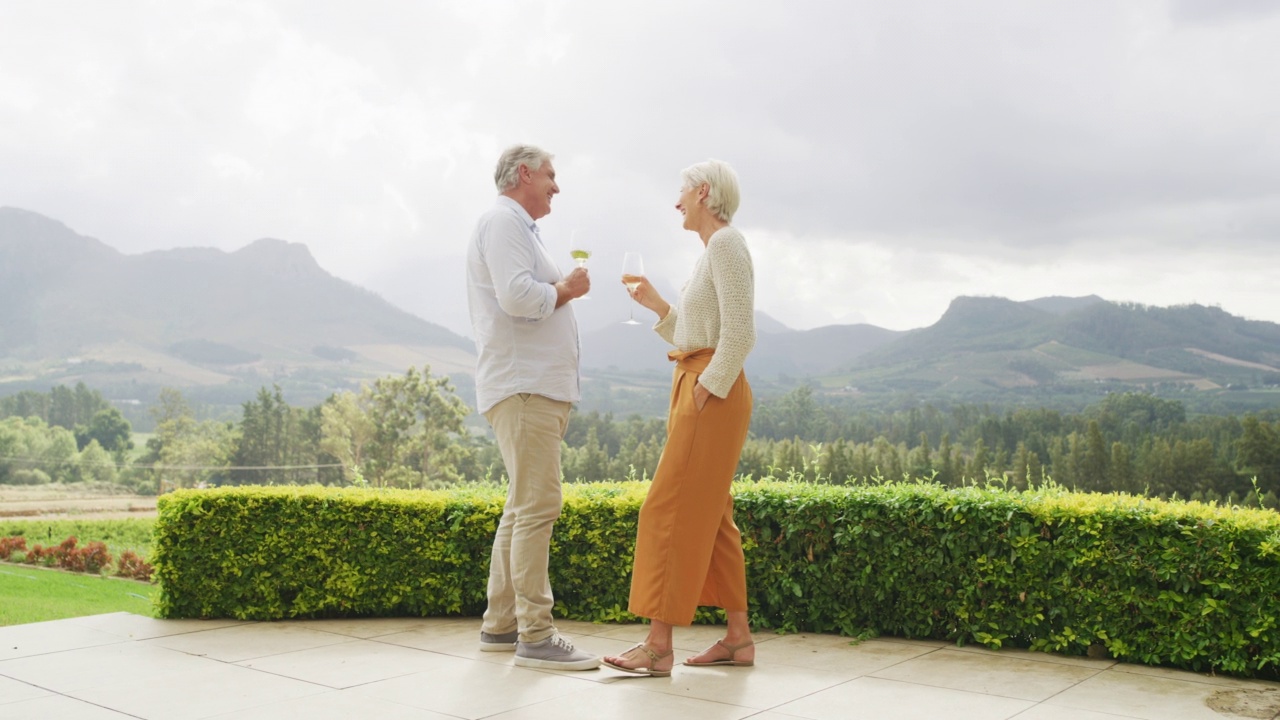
[[153, 481, 1280, 678]]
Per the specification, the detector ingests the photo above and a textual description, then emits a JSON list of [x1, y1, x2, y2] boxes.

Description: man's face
[[524, 160, 559, 220]]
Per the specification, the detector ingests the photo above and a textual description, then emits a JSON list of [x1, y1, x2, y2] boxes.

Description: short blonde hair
[[494, 145, 553, 192], [681, 159, 740, 222]]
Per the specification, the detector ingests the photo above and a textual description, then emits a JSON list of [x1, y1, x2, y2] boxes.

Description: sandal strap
[[714, 639, 755, 659], [627, 643, 672, 663]]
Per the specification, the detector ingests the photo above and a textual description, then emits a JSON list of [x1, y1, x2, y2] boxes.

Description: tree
[[1237, 416, 1280, 493], [1109, 442, 1135, 493], [0, 416, 78, 484], [1080, 421, 1109, 491], [136, 388, 234, 491], [320, 365, 471, 488], [229, 386, 323, 485], [74, 440, 119, 484], [319, 392, 377, 485], [75, 408, 134, 456]]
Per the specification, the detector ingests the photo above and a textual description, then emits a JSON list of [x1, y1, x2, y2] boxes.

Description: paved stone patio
[[2, 613, 1279, 719]]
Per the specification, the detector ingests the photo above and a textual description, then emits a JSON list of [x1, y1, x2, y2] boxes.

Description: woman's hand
[[693, 382, 712, 410], [621, 274, 671, 319]]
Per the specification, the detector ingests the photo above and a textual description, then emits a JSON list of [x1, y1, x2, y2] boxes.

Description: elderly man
[[465, 144, 597, 670]]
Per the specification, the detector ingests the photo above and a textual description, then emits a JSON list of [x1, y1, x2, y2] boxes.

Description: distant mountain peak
[[233, 237, 324, 278], [1022, 295, 1107, 316], [0, 206, 118, 264]]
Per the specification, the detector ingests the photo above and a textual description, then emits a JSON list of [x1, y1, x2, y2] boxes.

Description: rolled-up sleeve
[[653, 306, 678, 345], [480, 213, 557, 321]]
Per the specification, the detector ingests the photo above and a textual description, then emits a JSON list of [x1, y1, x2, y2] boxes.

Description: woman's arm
[[698, 231, 756, 398]]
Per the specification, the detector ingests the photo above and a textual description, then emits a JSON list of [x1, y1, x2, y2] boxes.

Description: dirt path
[[0, 486, 157, 520]]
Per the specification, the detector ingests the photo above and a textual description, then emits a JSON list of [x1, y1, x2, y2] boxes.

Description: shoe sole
[[601, 658, 671, 677], [479, 642, 517, 652], [513, 655, 601, 671]]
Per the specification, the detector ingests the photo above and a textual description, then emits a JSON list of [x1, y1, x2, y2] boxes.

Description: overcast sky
[[3, 0, 1279, 338]]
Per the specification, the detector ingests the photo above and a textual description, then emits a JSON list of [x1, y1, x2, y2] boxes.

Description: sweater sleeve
[[699, 231, 755, 397], [653, 305, 678, 345]]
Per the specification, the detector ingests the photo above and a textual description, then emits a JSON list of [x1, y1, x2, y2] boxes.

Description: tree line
[[3, 375, 1279, 508]]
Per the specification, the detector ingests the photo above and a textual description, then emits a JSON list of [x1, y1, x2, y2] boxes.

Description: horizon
[[5, 204, 1274, 343]]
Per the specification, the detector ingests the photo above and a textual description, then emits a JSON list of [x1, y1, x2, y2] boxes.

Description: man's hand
[[555, 267, 590, 307]]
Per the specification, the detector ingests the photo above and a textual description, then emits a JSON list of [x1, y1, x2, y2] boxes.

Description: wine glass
[[569, 231, 591, 299], [621, 252, 644, 325]]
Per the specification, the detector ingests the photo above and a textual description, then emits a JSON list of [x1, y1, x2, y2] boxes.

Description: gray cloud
[[2, 0, 1278, 336]]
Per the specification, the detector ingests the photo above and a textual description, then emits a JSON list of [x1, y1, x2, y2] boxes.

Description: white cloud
[[2, 0, 1279, 336]]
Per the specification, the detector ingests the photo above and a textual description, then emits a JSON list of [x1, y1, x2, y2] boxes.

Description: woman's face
[[675, 182, 704, 230]]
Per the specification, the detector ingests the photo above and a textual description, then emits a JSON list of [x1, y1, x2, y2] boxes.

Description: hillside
[[581, 312, 902, 377], [0, 207, 475, 411], [834, 295, 1280, 399]]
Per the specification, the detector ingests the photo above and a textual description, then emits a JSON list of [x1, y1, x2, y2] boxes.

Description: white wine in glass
[[621, 252, 644, 325], [569, 239, 591, 299]]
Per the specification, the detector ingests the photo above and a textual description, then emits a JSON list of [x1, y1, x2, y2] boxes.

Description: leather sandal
[[602, 643, 674, 677], [682, 639, 755, 667]]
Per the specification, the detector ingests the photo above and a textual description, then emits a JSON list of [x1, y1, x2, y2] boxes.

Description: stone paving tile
[[627, 660, 852, 710], [5, 613, 1280, 720], [283, 616, 452, 639], [0, 673, 52, 705], [1044, 669, 1280, 720], [66, 611, 251, 640], [0, 618, 125, 661], [772, 676, 1034, 720], [143, 620, 356, 663], [751, 635, 935, 678], [206, 689, 463, 719], [486, 682, 759, 720], [68, 661, 327, 719], [869, 647, 1102, 701], [236, 637, 459, 689], [0, 639, 220, 694], [349, 657, 599, 719], [0, 693, 142, 719]]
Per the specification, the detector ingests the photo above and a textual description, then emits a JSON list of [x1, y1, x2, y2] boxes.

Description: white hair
[[681, 159, 741, 222], [494, 145, 553, 193]]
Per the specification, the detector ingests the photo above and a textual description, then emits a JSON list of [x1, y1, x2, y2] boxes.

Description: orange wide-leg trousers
[[628, 347, 753, 626]]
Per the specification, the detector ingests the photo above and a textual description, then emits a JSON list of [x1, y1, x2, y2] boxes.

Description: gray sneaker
[[514, 633, 600, 671], [479, 630, 519, 652]]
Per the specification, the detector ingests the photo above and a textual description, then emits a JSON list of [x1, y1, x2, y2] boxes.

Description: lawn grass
[[0, 563, 156, 626]]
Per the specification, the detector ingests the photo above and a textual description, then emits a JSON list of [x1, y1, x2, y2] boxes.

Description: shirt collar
[[496, 195, 537, 232]]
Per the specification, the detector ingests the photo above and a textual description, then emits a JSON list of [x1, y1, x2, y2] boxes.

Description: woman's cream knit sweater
[[653, 227, 756, 397]]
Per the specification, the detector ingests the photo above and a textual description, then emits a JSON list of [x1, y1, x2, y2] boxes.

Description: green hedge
[[153, 481, 1280, 678]]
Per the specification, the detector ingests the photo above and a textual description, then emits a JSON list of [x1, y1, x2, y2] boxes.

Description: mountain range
[[1, 207, 473, 396], [3, 207, 1279, 415]]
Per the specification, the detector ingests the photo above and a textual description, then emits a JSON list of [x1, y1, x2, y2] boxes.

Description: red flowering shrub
[[116, 550, 154, 582], [24, 543, 55, 565], [0, 536, 26, 560], [75, 541, 113, 574], [4, 533, 146, 580], [52, 537, 80, 568]]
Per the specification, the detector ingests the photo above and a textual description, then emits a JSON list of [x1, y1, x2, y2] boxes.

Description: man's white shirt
[[466, 196, 581, 414]]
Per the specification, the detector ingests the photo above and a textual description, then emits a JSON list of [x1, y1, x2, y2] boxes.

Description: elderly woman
[[603, 159, 756, 676]]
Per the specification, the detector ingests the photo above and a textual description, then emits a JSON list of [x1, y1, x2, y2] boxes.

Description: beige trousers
[[481, 393, 571, 643]]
